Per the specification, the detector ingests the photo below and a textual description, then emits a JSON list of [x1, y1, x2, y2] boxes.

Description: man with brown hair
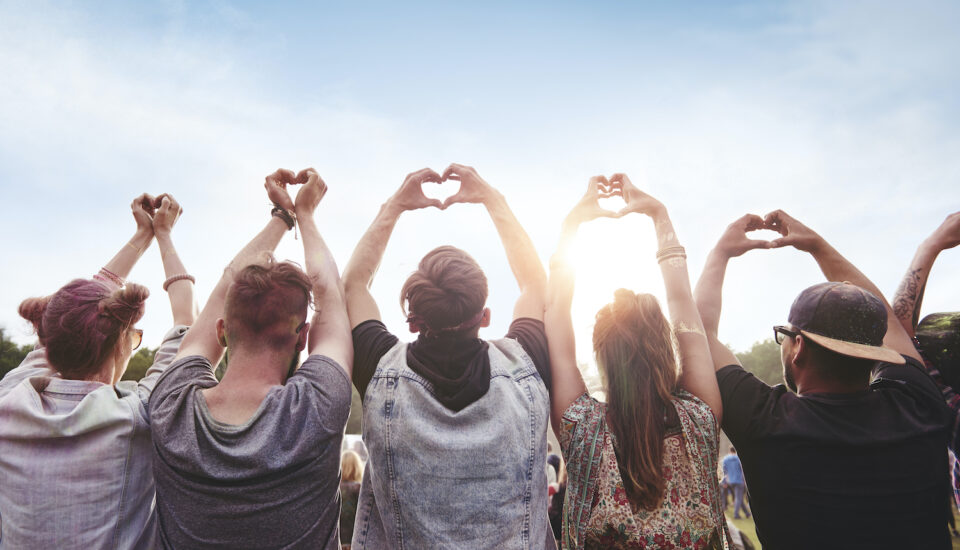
[[149, 169, 353, 549], [343, 164, 555, 549]]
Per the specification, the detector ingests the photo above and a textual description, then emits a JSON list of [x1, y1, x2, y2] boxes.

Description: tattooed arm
[[893, 212, 960, 337]]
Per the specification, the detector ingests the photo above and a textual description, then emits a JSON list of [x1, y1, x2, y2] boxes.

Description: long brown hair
[[593, 289, 678, 510]]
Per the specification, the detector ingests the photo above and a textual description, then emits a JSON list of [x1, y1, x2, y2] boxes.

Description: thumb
[[769, 237, 793, 249], [429, 199, 443, 210], [442, 194, 461, 209]]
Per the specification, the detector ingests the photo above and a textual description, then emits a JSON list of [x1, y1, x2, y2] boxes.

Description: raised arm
[[342, 168, 443, 328], [892, 211, 960, 337], [612, 174, 722, 420], [694, 215, 771, 372], [442, 163, 547, 321], [545, 177, 617, 430], [766, 209, 920, 362], [152, 194, 198, 326], [94, 194, 157, 286], [294, 169, 353, 375], [174, 169, 297, 363]]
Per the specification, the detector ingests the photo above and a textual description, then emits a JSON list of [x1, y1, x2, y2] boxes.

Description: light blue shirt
[[722, 453, 745, 485]]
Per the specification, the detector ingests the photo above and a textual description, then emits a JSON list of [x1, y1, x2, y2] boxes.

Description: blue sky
[[1, 0, 958, 380]]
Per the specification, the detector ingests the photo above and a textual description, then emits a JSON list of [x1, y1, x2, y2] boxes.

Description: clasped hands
[[131, 193, 183, 237], [263, 167, 327, 217]]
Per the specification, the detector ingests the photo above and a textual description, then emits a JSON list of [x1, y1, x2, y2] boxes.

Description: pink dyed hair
[[19, 279, 148, 379]]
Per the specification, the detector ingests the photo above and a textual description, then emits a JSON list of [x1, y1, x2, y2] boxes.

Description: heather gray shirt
[[148, 354, 351, 550]]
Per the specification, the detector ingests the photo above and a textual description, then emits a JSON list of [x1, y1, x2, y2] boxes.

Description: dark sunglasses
[[773, 325, 799, 345], [130, 328, 144, 351]]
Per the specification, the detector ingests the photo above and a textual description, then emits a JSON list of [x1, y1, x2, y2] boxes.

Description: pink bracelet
[[96, 267, 124, 287], [163, 273, 196, 291]]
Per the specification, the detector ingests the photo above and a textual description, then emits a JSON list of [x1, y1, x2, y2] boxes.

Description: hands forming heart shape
[[567, 173, 667, 225], [264, 167, 326, 213], [131, 193, 183, 234], [719, 209, 823, 257], [394, 164, 494, 211]]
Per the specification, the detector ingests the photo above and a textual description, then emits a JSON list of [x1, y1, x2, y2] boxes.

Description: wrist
[[154, 231, 174, 247], [920, 236, 946, 256], [481, 188, 505, 209], [130, 229, 154, 249], [382, 198, 406, 218]]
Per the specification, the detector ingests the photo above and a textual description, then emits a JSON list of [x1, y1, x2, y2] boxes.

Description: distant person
[[545, 175, 730, 548], [343, 165, 555, 549], [722, 447, 749, 519], [148, 169, 353, 549], [695, 210, 953, 549], [0, 193, 195, 549], [340, 450, 364, 550]]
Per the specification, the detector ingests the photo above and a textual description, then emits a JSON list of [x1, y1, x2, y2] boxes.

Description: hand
[[294, 168, 328, 216], [928, 211, 960, 251], [390, 168, 444, 211], [716, 214, 772, 258], [765, 209, 824, 253], [564, 176, 621, 227], [440, 163, 496, 209], [609, 173, 665, 218], [152, 194, 183, 236], [264, 168, 298, 212], [131, 193, 157, 236]]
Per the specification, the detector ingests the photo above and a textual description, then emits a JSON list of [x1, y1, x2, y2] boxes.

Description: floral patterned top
[[559, 391, 729, 550]]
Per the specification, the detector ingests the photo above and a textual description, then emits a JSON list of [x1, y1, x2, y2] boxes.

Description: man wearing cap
[[694, 210, 953, 549]]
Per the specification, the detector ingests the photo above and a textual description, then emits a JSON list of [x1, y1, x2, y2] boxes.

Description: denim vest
[[352, 337, 556, 550]]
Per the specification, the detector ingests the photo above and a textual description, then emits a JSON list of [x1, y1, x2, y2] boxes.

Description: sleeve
[[874, 355, 945, 403], [715, 364, 777, 445], [506, 318, 552, 394], [0, 347, 56, 399], [137, 325, 190, 403], [148, 355, 218, 421], [351, 320, 399, 399], [292, 354, 354, 433]]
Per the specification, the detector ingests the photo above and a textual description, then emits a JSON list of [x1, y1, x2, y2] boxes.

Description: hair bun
[[18, 296, 51, 338], [98, 283, 149, 327]]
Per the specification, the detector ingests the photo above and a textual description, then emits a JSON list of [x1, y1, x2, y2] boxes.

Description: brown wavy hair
[[400, 246, 487, 331], [593, 289, 679, 510]]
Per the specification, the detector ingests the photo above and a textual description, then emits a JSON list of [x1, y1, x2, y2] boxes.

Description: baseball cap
[[787, 281, 905, 364]]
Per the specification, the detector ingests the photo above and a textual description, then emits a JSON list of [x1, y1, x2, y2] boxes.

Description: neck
[[796, 376, 869, 395], [215, 349, 292, 389], [79, 358, 118, 384]]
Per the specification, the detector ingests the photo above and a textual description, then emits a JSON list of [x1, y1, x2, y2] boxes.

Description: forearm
[[155, 233, 197, 326], [694, 249, 730, 336], [892, 240, 940, 337], [301, 217, 345, 311], [485, 192, 547, 294], [343, 201, 403, 291], [651, 211, 704, 334], [102, 229, 153, 280]]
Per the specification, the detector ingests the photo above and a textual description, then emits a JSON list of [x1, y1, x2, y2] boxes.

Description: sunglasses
[[130, 328, 144, 351], [773, 325, 800, 345]]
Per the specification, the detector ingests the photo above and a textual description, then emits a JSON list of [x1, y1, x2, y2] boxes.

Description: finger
[[422, 169, 443, 183], [441, 193, 463, 209], [741, 213, 765, 230], [746, 239, 773, 250], [441, 165, 457, 181], [277, 168, 297, 185], [296, 168, 317, 184], [769, 237, 793, 248], [429, 199, 443, 209], [444, 174, 462, 181], [609, 173, 628, 185]]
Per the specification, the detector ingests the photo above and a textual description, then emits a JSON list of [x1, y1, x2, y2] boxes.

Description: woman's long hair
[[593, 289, 679, 510]]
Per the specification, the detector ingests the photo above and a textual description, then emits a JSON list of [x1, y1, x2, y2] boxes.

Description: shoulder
[[672, 389, 719, 441], [293, 354, 352, 391], [149, 355, 216, 411]]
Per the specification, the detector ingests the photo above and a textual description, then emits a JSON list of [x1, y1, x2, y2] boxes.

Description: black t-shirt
[[352, 318, 551, 411], [717, 356, 954, 550]]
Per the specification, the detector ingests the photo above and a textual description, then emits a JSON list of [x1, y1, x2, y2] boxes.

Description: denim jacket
[[353, 337, 557, 550]]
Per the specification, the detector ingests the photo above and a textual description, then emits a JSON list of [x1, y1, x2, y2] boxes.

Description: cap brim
[[801, 331, 905, 365]]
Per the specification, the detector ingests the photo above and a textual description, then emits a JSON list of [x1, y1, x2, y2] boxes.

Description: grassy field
[[726, 509, 960, 549]]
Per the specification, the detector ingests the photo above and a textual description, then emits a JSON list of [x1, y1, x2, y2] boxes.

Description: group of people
[[0, 164, 957, 550]]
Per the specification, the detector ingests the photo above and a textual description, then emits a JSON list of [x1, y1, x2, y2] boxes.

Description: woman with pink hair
[[0, 193, 196, 549]]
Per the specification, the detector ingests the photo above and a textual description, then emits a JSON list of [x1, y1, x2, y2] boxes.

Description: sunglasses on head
[[130, 328, 144, 351]]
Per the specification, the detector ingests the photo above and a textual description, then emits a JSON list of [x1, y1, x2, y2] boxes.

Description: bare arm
[[766, 210, 920, 362], [342, 168, 443, 329], [294, 169, 353, 374], [97, 194, 157, 283], [174, 170, 296, 363], [613, 174, 723, 421], [892, 212, 960, 337], [152, 194, 198, 326], [545, 178, 616, 431], [694, 215, 772, 372], [442, 164, 547, 321]]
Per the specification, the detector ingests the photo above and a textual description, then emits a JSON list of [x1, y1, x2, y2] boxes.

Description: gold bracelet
[[126, 241, 142, 254]]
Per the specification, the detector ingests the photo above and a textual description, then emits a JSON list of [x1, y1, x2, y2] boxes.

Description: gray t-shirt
[[148, 354, 351, 550]]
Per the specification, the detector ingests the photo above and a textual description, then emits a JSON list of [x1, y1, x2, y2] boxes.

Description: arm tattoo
[[893, 267, 927, 330]]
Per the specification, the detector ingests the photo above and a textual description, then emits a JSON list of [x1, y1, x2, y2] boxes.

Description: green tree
[[0, 328, 35, 380], [121, 347, 158, 381], [735, 338, 783, 386], [346, 384, 363, 434]]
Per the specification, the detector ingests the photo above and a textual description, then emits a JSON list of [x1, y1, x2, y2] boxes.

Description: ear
[[480, 307, 491, 328], [216, 318, 227, 347], [792, 334, 809, 368], [295, 322, 310, 352]]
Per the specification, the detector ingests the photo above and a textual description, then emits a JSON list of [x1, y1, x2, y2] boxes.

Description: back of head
[[593, 289, 678, 510], [916, 312, 960, 391], [400, 246, 488, 335], [21, 279, 148, 379], [341, 450, 363, 483], [223, 260, 313, 352]]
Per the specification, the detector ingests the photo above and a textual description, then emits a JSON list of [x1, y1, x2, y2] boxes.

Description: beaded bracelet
[[271, 206, 296, 230], [655, 245, 686, 260], [163, 274, 196, 291]]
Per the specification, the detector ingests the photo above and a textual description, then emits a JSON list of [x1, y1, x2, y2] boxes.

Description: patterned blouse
[[559, 391, 730, 550]]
